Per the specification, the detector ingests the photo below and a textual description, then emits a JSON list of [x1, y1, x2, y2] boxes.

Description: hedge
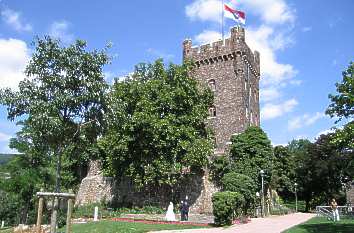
[[212, 191, 245, 226]]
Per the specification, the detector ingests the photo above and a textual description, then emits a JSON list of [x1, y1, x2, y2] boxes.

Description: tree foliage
[[289, 137, 347, 211], [326, 61, 354, 120], [221, 172, 256, 214], [326, 61, 354, 150], [0, 155, 42, 224], [212, 191, 245, 226], [271, 145, 296, 198], [0, 37, 110, 191], [229, 126, 274, 186], [99, 60, 214, 188]]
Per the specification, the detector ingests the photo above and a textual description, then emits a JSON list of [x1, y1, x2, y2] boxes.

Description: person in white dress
[[165, 202, 176, 221]]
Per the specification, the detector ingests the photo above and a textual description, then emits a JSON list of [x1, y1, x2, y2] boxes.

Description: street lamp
[[260, 169, 265, 217], [294, 182, 298, 212]]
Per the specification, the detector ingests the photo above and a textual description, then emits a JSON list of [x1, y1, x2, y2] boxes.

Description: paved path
[[150, 213, 315, 233]]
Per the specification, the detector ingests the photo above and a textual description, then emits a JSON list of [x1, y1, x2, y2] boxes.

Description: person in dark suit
[[180, 201, 185, 221], [182, 196, 189, 221]]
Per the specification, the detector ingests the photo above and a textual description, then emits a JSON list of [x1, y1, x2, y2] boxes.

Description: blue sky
[[0, 0, 353, 153]]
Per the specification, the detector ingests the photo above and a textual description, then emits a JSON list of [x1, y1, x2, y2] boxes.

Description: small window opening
[[208, 79, 216, 91], [209, 106, 216, 117]]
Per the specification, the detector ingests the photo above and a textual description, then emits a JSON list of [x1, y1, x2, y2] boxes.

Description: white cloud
[[261, 99, 298, 120], [185, 0, 222, 23], [260, 88, 281, 102], [288, 112, 325, 130], [231, 0, 295, 25], [186, 0, 300, 122], [245, 25, 297, 87], [1, 8, 32, 32], [1, 144, 18, 154], [185, 0, 295, 25], [49, 20, 74, 44], [315, 128, 335, 139], [194, 30, 221, 44], [0, 38, 30, 89]]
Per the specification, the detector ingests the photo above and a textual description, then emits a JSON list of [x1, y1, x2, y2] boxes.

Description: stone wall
[[75, 160, 114, 205], [347, 182, 354, 204], [76, 26, 260, 214], [183, 26, 260, 154]]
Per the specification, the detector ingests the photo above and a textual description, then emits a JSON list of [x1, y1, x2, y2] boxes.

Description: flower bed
[[111, 217, 210, 227]]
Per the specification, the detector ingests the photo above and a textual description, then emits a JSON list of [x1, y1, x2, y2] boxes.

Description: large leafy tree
[[99, 60, 213, 191], [229, 126, 274, 187], [326, 61, 354, 150], [271, 145, 296, 199], [290, 137, 346, 211], [0, 155, 42, 224], [0, 37, 110, 192]]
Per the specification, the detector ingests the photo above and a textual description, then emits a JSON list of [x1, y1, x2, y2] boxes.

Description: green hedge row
[[212, 191, 245, 226]]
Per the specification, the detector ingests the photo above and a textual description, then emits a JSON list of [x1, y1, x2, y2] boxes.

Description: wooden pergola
[[36, 191, 75, 233]]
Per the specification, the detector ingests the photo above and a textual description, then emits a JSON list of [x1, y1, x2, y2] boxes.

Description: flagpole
[[221, 0, 224, 41]]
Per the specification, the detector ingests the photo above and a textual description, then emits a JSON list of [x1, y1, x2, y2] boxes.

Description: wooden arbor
[[36, 191, 75, 233]]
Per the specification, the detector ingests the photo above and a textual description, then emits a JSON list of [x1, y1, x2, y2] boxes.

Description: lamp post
[[294, 182, 298, 212], [256, 192, 260, 217], [260, 169, 265, 217]]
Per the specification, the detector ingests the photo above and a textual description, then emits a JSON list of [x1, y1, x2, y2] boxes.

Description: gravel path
[[150, 213, 315, 233]]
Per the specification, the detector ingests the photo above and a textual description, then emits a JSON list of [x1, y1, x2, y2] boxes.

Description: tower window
[[208, 79, 216, 91], [209, 106, 216, 117]]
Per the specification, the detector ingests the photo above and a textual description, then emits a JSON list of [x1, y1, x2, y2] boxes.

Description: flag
[[224, 4, 246, 25]]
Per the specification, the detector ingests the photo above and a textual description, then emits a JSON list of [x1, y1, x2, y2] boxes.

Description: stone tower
[[183, 26, 260, 154], [76, 26, 261, 214]]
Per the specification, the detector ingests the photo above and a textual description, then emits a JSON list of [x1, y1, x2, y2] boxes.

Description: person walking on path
[[331, 198, 340, 221]]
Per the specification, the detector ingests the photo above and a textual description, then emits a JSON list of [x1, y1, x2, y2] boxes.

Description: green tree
[[326, 61, 354, 179], [0, 37, 110, 192], [271, 145, 296, 199], [326, 61, 354, 121], [290, 136, 346, 211], [229, 126, 274, 187], [0, 155, 42, 224], [221, 172, 256, 214], [99, 60, 213, 192], [209, 155, 231, 187]]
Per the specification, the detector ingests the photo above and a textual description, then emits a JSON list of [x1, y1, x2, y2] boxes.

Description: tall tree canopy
[[99, 60, 214, 188], [0, 37, 110, 191], [271, 145, 296, 198], [229, 126, 274, 187], [289, 137, 347, 211], [326, 61, 354, 180], [326, 61, 354, 150]]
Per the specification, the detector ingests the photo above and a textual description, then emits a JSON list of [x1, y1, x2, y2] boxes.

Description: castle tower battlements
[[183, 26, 261, 154]]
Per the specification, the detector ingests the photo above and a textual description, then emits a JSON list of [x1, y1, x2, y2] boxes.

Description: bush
[[212, 191, 244, 226], [222, 172, 256, 215]]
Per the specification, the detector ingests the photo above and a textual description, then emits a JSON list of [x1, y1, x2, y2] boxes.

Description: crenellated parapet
[[183, 26, 260, 78]]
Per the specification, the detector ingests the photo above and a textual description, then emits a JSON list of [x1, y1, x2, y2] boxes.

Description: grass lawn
[[284, 217, 354, 233], [0, 228, 13, 233], [61, 220, 209, 233], [283, 200, 306, 212]]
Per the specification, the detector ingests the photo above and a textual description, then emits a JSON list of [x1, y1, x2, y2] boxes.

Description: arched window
[[209, 106, 216, 117], [208, 79, 216, 91]]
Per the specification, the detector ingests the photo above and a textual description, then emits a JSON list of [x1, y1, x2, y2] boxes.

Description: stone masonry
[[179, 26, 261, 212], [347, 181, 354, 204], [75, 160, 114, 205], [76, 26, 261, 214], [183, 26, 260, 154]]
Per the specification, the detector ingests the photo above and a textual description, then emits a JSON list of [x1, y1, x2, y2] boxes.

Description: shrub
[[212, 191, 244, 226], [222, 172, 256, 215]]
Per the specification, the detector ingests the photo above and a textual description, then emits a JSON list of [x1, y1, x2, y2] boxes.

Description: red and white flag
[[224, 4, 246, 25]]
